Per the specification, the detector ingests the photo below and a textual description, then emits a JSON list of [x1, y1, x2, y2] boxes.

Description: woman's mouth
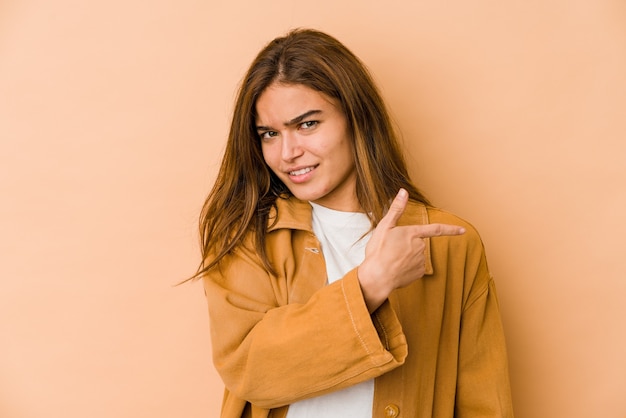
[[289, 166, 316, 176], [287, 165, 318, 184]]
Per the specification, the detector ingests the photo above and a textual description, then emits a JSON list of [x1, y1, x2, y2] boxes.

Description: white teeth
[[289, 167, 314, 176]]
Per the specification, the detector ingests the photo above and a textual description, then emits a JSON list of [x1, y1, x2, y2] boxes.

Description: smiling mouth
[[289, 166, 317, 176]]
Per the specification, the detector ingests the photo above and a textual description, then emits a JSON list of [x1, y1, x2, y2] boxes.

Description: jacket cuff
[[341, 269, 408, 365]]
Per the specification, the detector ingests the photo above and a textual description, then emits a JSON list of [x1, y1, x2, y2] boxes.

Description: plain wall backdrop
[[1, 0, 625, 417]]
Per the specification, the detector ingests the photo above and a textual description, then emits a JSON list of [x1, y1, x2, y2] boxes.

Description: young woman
[[196, 28, 514, 418]]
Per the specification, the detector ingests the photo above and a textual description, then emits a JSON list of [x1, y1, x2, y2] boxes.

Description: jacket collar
[[267, 196, 433, 275], [267, 197, 314, 233]]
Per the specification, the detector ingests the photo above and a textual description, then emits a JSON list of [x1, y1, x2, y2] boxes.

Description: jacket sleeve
[[203, 244, 408, 409], [455, 249, 515, 417]]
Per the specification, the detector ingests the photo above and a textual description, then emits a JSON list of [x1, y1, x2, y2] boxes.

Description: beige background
[[1, 0, 625, 417]]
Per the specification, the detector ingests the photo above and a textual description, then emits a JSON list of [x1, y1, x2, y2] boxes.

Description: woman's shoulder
[[426, 206, 476, 230]]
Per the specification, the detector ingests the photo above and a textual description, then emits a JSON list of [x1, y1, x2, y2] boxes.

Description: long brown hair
[[194, 28, 429, 278]]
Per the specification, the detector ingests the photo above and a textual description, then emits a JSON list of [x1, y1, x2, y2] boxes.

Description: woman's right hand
[[357, 189, 466, 313]]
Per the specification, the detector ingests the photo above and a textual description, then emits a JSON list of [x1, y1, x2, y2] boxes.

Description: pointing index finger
[[417, 223, 466, 238]]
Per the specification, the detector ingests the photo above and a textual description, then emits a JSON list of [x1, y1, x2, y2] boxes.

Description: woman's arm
[[204, 252, 407, 409], [453, 238, 515, 418]]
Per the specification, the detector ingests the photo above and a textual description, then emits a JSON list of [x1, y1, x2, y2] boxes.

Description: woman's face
[[255, 83, 359, 212]]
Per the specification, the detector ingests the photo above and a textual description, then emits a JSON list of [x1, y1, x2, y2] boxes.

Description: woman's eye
[[300, 121, 318, 130], [260, 131, 278, 140]]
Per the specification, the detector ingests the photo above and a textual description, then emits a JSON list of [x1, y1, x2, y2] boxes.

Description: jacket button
[[384, 404, 399, 417]]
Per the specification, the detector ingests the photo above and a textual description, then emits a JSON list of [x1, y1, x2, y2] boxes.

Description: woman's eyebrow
[[256, 109, 322, 131], [285, 109, 322, 127]]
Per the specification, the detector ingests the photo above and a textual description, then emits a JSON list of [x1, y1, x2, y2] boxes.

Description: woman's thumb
[[380, 189, 408, 229]]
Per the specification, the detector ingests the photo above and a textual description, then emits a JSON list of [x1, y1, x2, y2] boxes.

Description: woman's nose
[[281, 133, 304, 161]]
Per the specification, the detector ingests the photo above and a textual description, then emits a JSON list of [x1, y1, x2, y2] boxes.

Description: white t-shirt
[[286, 202, 374, 418]]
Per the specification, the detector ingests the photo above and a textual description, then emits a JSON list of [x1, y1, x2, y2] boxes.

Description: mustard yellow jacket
[[203, 197, 514, 418]]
